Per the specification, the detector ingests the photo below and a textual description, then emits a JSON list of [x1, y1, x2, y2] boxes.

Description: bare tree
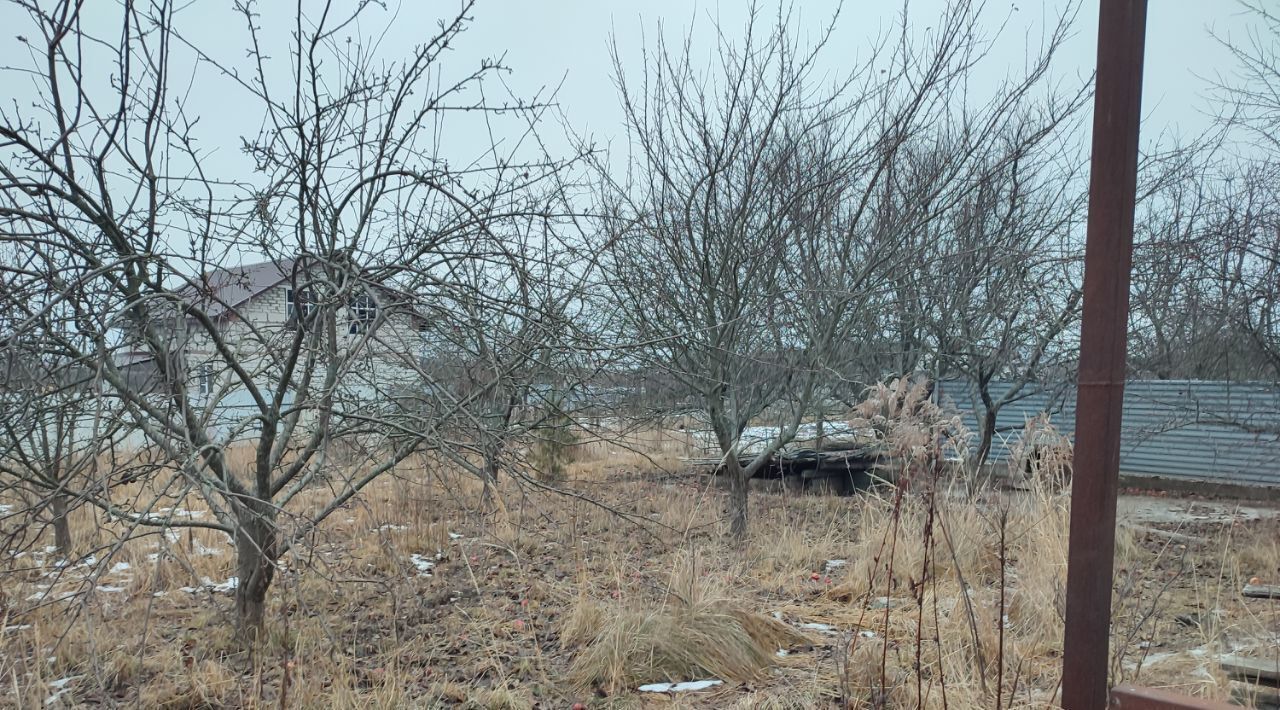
[[0, 336, 129, 555], [598, 1, 1081, 536], [0, 0, 576, 640], [921, 125, 1088, 467]]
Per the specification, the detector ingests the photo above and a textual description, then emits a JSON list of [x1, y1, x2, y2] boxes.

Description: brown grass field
[[1, 427, 1278, 708]]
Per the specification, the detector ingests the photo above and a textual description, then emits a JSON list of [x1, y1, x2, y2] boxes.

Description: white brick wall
[[180, 282, 426, 439]]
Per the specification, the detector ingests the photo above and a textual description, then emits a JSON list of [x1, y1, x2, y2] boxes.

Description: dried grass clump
[[566, 555, 805, 694], [852, 376, 969, 485], [1008, 415, 1073, 490], [568, 602, 803, 693]]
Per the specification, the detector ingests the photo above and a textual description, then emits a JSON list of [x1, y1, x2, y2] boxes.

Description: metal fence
[[940, 379, 1280, 489]]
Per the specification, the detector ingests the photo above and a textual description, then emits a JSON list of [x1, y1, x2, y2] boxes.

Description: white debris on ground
[[26, 589, 76, 603], [45, 676, 80, 706], [824, 559, 847, 572], [799, 622, 837, 634], [190, 539, 224, 556], [448, 532, 464, 540], [408, 554, 434, 576], [3, 624, 32, 632], [375, 524, 409, 532], [180, 577, 239, 594], [638, 680, 724, 693], [155, 507, 205, 519]]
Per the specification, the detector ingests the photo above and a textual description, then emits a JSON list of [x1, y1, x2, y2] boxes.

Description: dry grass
[[565, 552, 807, 693], [1, 423, 1276, 708]]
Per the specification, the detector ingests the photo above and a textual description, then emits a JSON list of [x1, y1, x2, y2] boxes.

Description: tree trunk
[[725, 456, 749, 540], [972, 408, 997, 470], [233, 502, 278, 644], [51, 492, 72, 555]]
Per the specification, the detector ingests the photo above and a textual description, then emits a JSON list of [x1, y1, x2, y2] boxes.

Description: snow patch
[[208, 576, 239, 593], [180, 576, 240, 594], [46, 676, 82, 706], [408, 554, 435, 576], [799, 622, 837, 634], [27, 590, 76, 603], [638, 679, 723, 693], [95, 585, 127, 593], [191, 540, 224, 557], [824, 559, 847, 572], [156, 507, 205, 519]]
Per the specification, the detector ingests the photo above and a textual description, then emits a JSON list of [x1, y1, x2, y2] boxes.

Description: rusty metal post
[[1061, 1, 1149, 708]]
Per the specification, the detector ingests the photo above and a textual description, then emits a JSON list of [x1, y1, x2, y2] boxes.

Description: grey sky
[[1, 1, 1266, 200], [461, 1, 1263, 151]]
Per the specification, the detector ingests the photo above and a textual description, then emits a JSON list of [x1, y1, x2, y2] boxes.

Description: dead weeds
[[0, 430, 1276, 708]]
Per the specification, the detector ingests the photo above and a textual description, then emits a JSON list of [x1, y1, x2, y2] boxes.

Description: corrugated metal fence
[[940, 379, 1280, 489]]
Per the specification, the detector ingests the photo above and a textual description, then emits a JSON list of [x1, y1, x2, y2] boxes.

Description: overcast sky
[[6, 1, 1263, 163], [1, 0, 1268, 237], [464, 0, 1263, 149]]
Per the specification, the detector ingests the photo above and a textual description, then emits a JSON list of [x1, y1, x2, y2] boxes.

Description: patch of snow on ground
[[191, 540, 224, 556], [208, 577, 239, 593], [375, 524, 409, 532], [95, 585, 127, 593], [181, 577, 240, 594], [824, 559, 847, 572], [156, 507, 205, 519], [109, 561, 131, 574], [448, 532, 464, 540], [46, 675, 81, 706], [0, 504, 13, 514], [3, 624, 32, 632], [27, 590, 76, 603], [799, 622, 837, 634], [638, 680, 724, 693], [408, 554, 434, 576]]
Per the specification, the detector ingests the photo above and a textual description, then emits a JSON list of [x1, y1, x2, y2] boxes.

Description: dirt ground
[[2, 439, 1278, 708]]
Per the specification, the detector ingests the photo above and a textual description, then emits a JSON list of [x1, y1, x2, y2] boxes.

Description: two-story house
[[117, 257, 430, 441]]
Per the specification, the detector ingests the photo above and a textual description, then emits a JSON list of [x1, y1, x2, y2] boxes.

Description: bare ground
[[2, 438, 1278, 708]]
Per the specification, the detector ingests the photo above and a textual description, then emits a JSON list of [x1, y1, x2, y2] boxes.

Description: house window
[[286, 288, 316, 327], [349, 292, 377, 335], [197, 364, 212, 396]]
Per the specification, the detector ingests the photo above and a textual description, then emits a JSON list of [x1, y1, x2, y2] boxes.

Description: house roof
[[181, 258, 298, 319], [180, 257, 428, 328]]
